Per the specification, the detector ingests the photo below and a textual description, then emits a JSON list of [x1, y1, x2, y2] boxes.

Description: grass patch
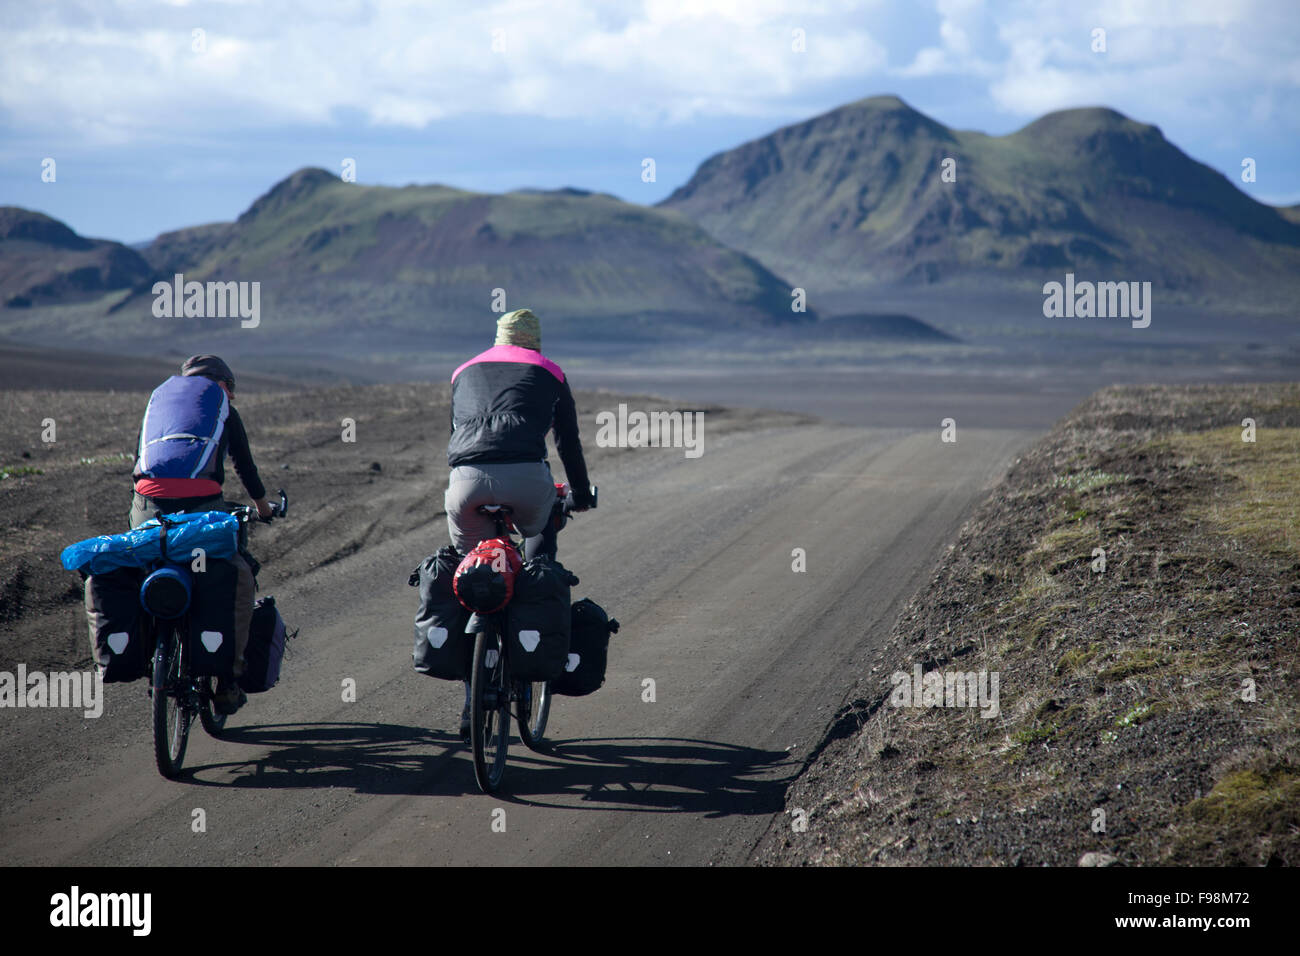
[[1181, 765, 1300, 827], [1055, 645, 1099, 677], [1096, 648, 1168, 682], [1036, 522, 1097, 557], [1012, 724, 1058, 746], [78, 452, 132, 466], [1175, 762, 1300, 864], [1052, 470, 1130, 494], [1163, 427, 1300, 556], [1115, 702, 1157, 727], [0, 466, 43, 479]]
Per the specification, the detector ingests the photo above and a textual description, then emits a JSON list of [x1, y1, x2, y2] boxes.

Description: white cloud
[[885, 0, 1298, 144], [986, 0, 1299, 126], [0, 0, 889, 141], [1, 0, 1293, 153]]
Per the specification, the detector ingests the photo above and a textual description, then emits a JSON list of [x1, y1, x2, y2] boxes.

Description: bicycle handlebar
[[558, 483, 597, 516], [230, 488, 289, 524]]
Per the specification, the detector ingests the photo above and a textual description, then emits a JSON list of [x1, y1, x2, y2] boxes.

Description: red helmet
[[453, 537, 522, 613]]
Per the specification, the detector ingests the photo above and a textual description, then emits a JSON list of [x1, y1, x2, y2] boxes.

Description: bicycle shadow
[[180, 721, 468, 794], [499, 736, 796, 817], [177, 723, 795, 817]]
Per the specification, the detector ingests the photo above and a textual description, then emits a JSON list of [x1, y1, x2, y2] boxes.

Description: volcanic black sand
[[0, 344, 1034, 864]]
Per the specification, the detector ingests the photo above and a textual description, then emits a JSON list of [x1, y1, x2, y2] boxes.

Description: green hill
[[660, 95, 1300, 305], [129, 168, 809, 341]]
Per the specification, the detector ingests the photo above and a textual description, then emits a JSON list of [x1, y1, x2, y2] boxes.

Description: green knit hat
[[495, 308, 541, 350]]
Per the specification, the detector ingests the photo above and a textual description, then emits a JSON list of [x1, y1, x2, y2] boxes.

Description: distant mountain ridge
[[129, 168, 809, 339], [0, 208, 153, 308], [5, 94, 1297, 351], [660, 95, 1300, 304]]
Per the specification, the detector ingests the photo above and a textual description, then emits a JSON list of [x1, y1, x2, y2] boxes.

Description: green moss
[[1176, 764, 1300, 865], [1012, 724, 1058, 745], [1055, 645, 1099, 677], [1097, 648, 1167, 682]]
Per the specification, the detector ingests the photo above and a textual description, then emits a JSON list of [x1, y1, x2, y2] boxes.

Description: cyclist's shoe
[[214, 678, 246, 715], [459, 704, 471, 742]]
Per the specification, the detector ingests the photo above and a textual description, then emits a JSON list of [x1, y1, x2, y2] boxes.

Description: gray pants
[[444, 461, 555, 555], [129, 492, 255, 678]]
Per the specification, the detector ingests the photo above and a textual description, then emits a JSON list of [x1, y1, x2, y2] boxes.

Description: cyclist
[[445, 308, 593, 738], [131, 354, 273, 715]]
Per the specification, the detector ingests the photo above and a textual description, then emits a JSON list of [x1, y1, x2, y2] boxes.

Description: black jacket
[[447, 345, 592, 506]]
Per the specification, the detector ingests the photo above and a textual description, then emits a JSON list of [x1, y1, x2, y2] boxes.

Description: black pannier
[[410, 547, 474, 681], [242, 596, 289, 693], [552, 598, 620, 697], [84, 567, 149, 683], [187, 558, 238, 678], [505, 558, 577, 682]]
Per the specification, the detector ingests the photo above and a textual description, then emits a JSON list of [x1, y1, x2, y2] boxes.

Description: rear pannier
[[242, 596, 289, 693], [84, 567, 149, 683], [552, 598, 620, 697], [186, 559, 238, 678], [505, 558, 577, 682], [410, 547, 474, 681]]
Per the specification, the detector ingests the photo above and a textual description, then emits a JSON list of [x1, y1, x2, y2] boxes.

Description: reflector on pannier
[[552, 598, 620, 697], [411, 547, 474, 681], [186, 559, 238, 678], [505, 558, 577, 682], [84, 566, 149, 683]]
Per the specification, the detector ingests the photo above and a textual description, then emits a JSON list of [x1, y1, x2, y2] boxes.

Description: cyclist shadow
[[176, 724, 795, 814], [180, 721, 473, 794], [496, 736, 796, 816]]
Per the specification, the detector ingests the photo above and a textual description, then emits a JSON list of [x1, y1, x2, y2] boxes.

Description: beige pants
[[444, 461, 556, 554], [129, 492, 254, 677]]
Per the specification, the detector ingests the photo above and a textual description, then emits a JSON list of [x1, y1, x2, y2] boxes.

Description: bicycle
[[149, 489, 287, 779], [467, 483, 595, 793]]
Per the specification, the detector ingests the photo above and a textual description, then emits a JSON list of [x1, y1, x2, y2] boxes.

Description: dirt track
[[0, 376, 1031, 864]]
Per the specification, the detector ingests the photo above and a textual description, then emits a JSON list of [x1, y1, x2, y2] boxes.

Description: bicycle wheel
[[470, 627, 510, 793], [516, 679, 552, 751], [151, 629, 190, 779], [198, 677, 227, 738]]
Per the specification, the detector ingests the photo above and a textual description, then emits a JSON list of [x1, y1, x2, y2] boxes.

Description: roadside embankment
[[759, 383, 1300, 866]]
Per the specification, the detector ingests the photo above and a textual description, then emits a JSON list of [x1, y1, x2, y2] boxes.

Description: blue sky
[[3, 0, 1297, 243]]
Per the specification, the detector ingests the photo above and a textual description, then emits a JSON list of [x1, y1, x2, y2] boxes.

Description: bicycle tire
[[516, 679, 552, 751], [152, 629, 189, 779], [198, 676, 228, 738], [470, 627, 510, 793]]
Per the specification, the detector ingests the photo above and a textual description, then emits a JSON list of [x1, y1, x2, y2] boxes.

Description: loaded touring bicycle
[[410, 483, 619, 793], [63, 491, 289, 779]]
